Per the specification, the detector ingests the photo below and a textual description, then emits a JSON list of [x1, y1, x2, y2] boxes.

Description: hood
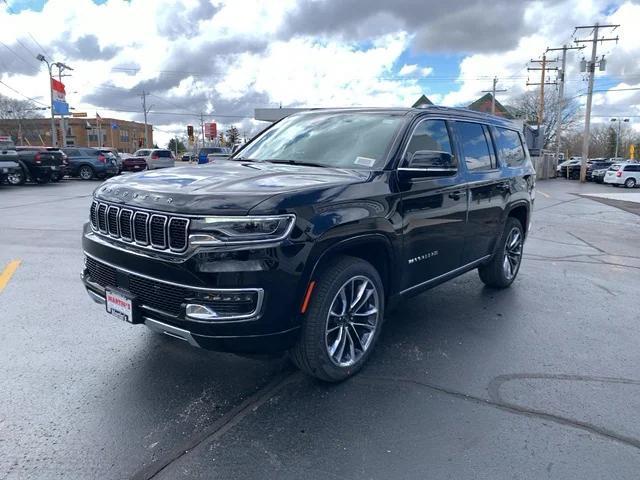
[[94, 160, 368, 215]]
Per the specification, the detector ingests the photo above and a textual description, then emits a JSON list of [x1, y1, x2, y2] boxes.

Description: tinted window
[[404, 119, 453, 164], [64, 148, 81, 157], [81, 149, 100, 156], [494, 128, 526, 167], [624, 165, 639, 172], [456, 122, 493, 171], [155, 150, 172, 157]]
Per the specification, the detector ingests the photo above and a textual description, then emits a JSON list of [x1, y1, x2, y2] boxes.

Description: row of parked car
[[556, 156, 640, 188], [0, 136, 177, 186]]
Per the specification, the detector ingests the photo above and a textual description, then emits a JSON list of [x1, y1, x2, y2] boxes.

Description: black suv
[[82, 108, 535, 381]]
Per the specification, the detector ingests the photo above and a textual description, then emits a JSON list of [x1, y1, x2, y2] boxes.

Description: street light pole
[[611, 117, 630, 158], [37, 54, 57, 147]]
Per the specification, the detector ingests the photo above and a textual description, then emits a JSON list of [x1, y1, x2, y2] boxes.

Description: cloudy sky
[[1, 0, 639, 147]]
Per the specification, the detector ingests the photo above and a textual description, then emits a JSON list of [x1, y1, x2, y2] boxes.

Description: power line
[[0, 40, 35, 69], [0, 79, 49, 106]]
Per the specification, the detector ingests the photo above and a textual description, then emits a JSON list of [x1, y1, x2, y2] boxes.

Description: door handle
[[448, 191, 466, 201]]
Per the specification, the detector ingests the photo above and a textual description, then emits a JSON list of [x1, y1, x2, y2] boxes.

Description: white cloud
[[399, 64, 417, 75]]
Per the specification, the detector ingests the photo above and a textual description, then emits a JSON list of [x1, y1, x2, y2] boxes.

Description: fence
[[531, 152, 557, 179]]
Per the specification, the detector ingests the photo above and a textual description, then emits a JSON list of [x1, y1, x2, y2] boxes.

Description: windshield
[[235, 112, 405, 169]]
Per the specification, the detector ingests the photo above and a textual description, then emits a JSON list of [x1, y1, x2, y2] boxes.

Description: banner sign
[[51, 78, 66, 101], [52, 100, 69, 115], [206, 122, 217, 139]]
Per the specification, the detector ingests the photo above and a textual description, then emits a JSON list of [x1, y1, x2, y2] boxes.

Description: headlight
[[189, 214, 296, 245]]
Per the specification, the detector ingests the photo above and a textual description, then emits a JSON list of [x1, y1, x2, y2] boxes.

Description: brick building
[[0, 116, 153, 153]]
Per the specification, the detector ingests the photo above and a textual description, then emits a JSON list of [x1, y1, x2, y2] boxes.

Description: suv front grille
[[90, 200, 189, 253], [84, 256, 260, 319]]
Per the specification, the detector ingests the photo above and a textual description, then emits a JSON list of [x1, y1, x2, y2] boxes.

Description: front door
[[397, 118, 468, 291]]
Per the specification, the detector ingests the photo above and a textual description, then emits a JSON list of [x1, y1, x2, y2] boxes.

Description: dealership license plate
[[105, 288, 137, 323]]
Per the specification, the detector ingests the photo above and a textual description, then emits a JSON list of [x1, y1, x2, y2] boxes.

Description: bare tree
[[506, 90, 581, 149]]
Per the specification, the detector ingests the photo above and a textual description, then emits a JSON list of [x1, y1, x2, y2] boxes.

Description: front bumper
[[81, 226, 307, 353]]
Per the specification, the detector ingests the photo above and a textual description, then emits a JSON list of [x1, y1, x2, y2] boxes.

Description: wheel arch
[[505, 201, 530, 235], [303, 232, 398, 308]]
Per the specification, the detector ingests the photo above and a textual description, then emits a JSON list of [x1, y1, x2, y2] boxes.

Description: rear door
[[453, 121, 510, 263], [397, 117, 468, 291]]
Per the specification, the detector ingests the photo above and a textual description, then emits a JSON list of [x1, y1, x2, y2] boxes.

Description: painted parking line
[[0, 260, 21, 294], [537, 190, 551, 198]]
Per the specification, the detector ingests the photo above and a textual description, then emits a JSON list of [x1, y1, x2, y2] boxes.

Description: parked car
[[197, 147, 229, 164], [591, 167, 608, 183], [206, 148, 232, 162], [0, 136, 23, 185], [604, 163, 640, 188], [81, 107, 535, 382], [62, 147, 119, 180], [14, 146, 64, 184], [132, 148, 175, 169], [121, 156, 147, 172], [586, 159, 614, 181], [44, 147, 69, 181], [181, 152, 196, 162], [557, 158, 582, 178], [98, 148, 123, 173]]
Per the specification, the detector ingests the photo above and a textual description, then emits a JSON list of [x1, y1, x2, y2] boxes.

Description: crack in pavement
[[358, 373, 640, 452], [127, 368, 640, 478], [130, 369, 299, 480]]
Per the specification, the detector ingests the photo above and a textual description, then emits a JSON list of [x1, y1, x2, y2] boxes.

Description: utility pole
[[527, 55, 558, 130], [574, 23, 620, 181], [53, 62, 73, 148], [546, 45, 584, 163], [200, 113, 205, 148], [141, 90, 150, 148], [481, 77, 507, 115], [610, 118, 629, 158]]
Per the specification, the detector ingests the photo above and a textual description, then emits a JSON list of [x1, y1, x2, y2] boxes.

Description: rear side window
[[64, 148, 80, 157], [624, 165, 639, 172], [455, 122, 493, 171], [493, 128, 526, 167], [81, 149, 100, 156]]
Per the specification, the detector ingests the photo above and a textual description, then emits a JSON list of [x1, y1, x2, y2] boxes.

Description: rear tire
[[478, 217, 524, 289], [79, 165, 94, 180], [624, 177, 636, 188], [290, 256, 384, 382]]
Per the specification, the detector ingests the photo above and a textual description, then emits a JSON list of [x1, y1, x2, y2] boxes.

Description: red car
[[121, 156, 147, 172]]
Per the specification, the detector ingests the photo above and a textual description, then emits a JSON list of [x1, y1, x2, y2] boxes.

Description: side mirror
[[400, 150, 457, 177]]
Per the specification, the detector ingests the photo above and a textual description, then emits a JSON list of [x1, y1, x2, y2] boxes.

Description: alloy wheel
[[79, 166, 93, 180], [325, 275, 380, 367], [625, 178, 636, 188], [6, 171, 24, 185], [502, 227, 523, 281]]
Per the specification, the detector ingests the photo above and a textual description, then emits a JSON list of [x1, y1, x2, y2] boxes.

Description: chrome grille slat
[[149, 215, 167, 249], [107, 206, 119, 237], [97, 204, 108, 233], [89, 201, 189, 253], [133, 211, 149, 245]]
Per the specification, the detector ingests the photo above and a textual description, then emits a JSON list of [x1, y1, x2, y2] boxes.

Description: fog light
[[185, 304, 220, 320]]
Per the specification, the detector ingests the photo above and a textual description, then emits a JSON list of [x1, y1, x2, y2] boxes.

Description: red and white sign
[[105, 289, 133, 323], [206, 122, 217, 139], [51, 78, 66, 102]]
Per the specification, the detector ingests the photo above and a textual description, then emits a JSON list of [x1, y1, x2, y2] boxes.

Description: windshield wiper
[[265, 159, 328, 168]]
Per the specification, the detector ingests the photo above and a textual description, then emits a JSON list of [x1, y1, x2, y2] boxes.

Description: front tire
[[290, 256, 384, 382], [478, 217, 524, 289], [6, 168, 26, 185]]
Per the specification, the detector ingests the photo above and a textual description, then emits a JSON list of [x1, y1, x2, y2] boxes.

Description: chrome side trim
[[144, 318, 200, 347], [400, 255, 491, 295]]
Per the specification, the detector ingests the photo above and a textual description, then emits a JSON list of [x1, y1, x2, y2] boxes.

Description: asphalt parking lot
[[1, 176, 640, 479]]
